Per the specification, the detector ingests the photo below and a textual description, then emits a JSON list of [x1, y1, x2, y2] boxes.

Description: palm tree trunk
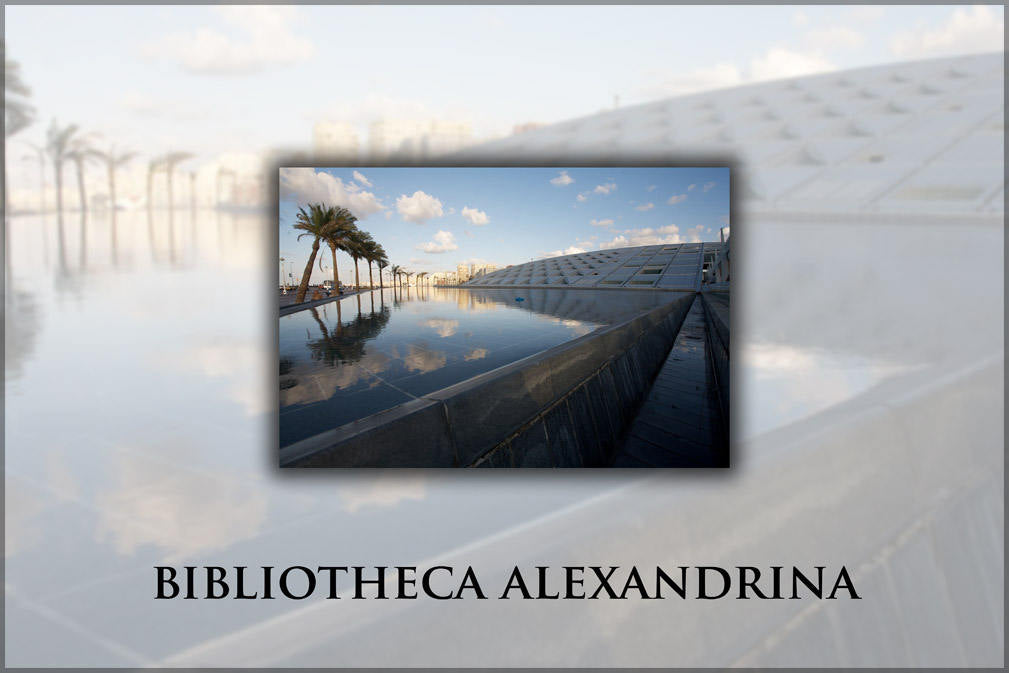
[[38, 156, 45, 214], [55, 161, 66, 270], [379, 267, 384, 290], [295, 237, 320, 303], [367, 261, 374, 289], [353, 257, 360, 291], [166, 169, 175, 263], [108, 164, 117, 261], [74, 158, 87, 217], [330, 244, 340, 295], [75, 159, 87, 265]]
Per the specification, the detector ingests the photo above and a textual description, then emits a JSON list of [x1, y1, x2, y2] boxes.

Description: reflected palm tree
[[305, 303, 392, 367]]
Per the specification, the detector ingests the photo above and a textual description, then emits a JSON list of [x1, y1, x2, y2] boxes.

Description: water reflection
[[277, 287, 639, 447]]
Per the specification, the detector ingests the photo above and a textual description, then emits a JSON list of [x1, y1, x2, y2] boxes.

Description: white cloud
[[461, 206, 489, 226], [352, 170, 372, 187], [792, 10, 810, 28], [279, 168, 385, 218], [145, 6, 314, 75], [750, 47, 834, 81], [685, 224, 706, 243], [667, 194, 688, 205], [416, 230, 458, 253], [850, 6, 885, 23], [541, 244, 593, 258], [550, 170, 575, 186], [635, 202, 655, 211], [641, 63, 744, 97], [703, 182, 716, 192], [599, 224, 682, 249], [590, 218, 615, 227], [397, 190, 444, 223], [687, 184, 696, 191], [891, 5, 1004, 58], [805, 26, 865, 51], [576, 193, 588, 203], [593, 183, 617, 195], [646, 185, 657, 192]]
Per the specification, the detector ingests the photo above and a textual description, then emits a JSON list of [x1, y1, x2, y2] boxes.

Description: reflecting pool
[[278, 286, 684, 446]]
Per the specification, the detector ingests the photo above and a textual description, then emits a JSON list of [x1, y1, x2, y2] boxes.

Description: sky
[[5, 5, 1004, 162], [278, 167, 730, 284]]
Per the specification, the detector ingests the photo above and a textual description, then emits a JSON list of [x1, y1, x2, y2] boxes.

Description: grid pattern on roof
[[464, 242, 723, 290], [454, 53, 1002, 215]]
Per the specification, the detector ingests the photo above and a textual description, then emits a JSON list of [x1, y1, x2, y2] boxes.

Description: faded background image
[[3, 5, 1004, 667]]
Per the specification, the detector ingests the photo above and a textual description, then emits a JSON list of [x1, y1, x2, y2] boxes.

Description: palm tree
[[346, 229, 373, 292], [157, 151, 193, 215], [389, 264, 401, 293], [319, 206, 358, 295], [360, 238, 384, 290], [46, 121, 82, 268], [23, 142, 46, 214], [146, 158, 159, 212], [93, 146, 135, 260], [375, 248, 389, 290], [5, 50, 35, 222], [94, 146, 135, 218], [46, 121, 81, 222], [66, 135, 98, 218], [292, 203, 333, 303]]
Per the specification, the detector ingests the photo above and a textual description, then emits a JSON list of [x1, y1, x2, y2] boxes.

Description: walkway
[[612, 295, 728, 467]]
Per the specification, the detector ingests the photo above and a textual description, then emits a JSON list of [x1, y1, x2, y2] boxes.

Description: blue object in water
[[515, 297, 525, 302]]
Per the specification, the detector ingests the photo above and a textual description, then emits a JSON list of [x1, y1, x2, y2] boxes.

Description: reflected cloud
[[740, 342, 918, 437], [402, 344, 447, 373], [93, 452, 267, 562], [280, 351, 392, 406], [338, 474, 427, 513], [162, 342, 271, 417], [4, 479, 48, 558], [464, 348, 489, 361], [561, 319, 595, 337], [422, 318, 459, 337]]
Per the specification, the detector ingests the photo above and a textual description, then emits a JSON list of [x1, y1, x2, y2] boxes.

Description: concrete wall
[[281, 292, 695, 467]]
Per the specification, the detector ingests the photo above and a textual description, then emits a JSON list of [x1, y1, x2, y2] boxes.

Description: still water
[[279, 287, 684, 446], [3, 209, 1002, 666]]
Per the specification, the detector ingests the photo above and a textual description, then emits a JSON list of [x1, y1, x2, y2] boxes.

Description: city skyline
[[278, 166, 730, 285]]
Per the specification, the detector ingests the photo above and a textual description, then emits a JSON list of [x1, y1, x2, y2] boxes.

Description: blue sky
[[279, 167, 730, 283]]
